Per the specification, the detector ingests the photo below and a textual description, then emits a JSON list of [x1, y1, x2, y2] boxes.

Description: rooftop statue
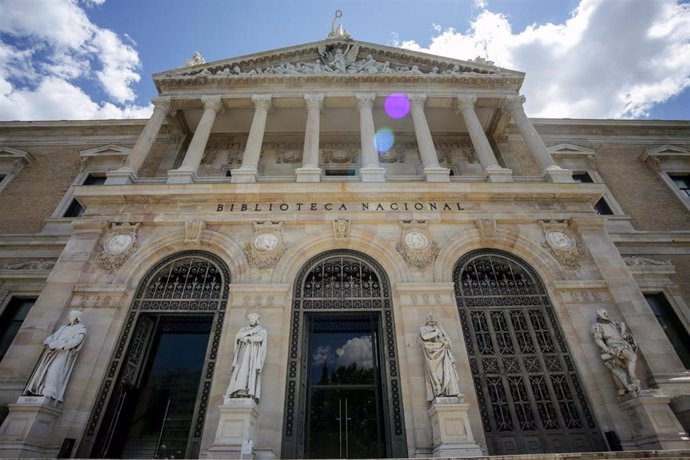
[[328, 10, 351, 39], [185, 51, 206, 67]]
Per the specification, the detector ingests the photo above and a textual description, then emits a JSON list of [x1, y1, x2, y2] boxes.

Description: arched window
[[453, 250, 605, 455]]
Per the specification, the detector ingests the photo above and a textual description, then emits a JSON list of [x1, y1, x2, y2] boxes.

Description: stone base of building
[[295, 166, 322, 182], [423, 166, 451, 182], [427, 396, 483, 458], [0, 396, 62, 458], [231, 167, 259, 183], [205, 398, 259, 459], [618, 391, 690, 450]]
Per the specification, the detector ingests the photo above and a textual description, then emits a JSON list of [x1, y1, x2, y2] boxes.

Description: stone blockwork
[[594, 144, 690, 230], [0, 145, 80, 234]]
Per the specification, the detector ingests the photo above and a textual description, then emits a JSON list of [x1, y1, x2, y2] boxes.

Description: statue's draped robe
[[25, 322, 87, 402], [420, 322, 460, 401], [226, 325, 267, 400]]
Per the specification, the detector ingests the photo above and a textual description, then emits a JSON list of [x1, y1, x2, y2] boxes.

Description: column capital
[[355, 93, 376, 109], [304, 93, 324, 110], [251, 94, 273, 111], [502, 95, 527, 112], [200, 95, 224, 113], [456, 95, 477, 111], [152, 96, 173, 113], [408, 93, 427, 106]]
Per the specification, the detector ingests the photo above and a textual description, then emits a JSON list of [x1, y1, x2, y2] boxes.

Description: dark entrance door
[[305, 314, 385, 459], [81, 251, 230, 459], [453, 250, 607, 455], [282, 250, 407, 459]]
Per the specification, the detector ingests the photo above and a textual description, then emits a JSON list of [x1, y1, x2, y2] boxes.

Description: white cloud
[[337, 336, 373, 369], [0, 0, 150, 120], [393, 0, 690, 118]]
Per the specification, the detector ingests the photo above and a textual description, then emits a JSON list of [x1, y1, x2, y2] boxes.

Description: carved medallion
[[540, 222, 583, 270], [396, 224, 439, 270], [244, 222, 286, 270], [95, 223, 140, 273]]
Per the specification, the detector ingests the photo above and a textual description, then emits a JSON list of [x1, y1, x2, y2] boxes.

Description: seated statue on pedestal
[[591, 308, 640, 395], [420, 313, 461, 401], [24, 310, 87, 403]]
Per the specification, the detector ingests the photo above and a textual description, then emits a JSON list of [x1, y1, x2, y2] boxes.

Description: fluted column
[[231, 94, 272, 183], [457, 95, 512, 183], [356, 93, 386, 182], [409, 94, 449, 182], [504, 95, 571, 182], [106, 96, 171, 184], [296, 94, 324, 182], [167, 96, 224, 184]]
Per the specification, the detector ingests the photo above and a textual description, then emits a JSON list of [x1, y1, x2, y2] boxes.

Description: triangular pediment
[[0, 146, 34, 163], [547, 143, 597, 157], [154, 38, 523, 92], [640, 144, 690, 161], [79, 144, 131, 158]]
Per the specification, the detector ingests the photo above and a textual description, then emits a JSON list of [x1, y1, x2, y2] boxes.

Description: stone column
[[296, 94, 323, 182], [167, 96, 224, 184], [456, 95, 513, 183], [106, 96, 172, 185], [408, 94, 449, 182], [231, 94, 272, 183], [356, 93, 386, 182], [503, 95, 571, 182]]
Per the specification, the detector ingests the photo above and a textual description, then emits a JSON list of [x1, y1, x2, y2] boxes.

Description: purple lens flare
[[384, 93, 410, 119]]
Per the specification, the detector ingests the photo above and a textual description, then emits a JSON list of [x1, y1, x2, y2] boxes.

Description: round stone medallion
[[106, 234, 134, 254], [404, 231, 429, 250], [253, 233, 279, 252], [546, 230, 575, 251]]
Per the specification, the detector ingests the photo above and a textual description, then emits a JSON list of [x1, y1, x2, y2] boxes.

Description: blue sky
[[0, 0, 689, 120]]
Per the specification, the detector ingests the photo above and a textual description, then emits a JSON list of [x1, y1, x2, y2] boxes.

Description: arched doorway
[[79, 251, 230, 459], [282, 250, 407, 459], [453, 249, 606, 455]]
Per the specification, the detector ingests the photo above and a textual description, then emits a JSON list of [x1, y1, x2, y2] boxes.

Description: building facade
[[0, 34, 689, 459]]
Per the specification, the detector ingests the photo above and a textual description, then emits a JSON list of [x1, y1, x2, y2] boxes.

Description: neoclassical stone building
[[0, 31, 689, 459]]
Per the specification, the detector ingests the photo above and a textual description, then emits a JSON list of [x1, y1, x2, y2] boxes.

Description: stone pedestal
[[423, 166, 451, 182], [105, 167, 137, 185], [166, 166, 197, 184], [618, 391, 690, 450], [427, 396, 483, 458], [231, 167, 258, 183], [360, 166, 386, 182], [0, 396, 62, 458], [485, 165, 514, 183], [543, 165, 573, 183], [295, 166, 322, 183], [206, 398, 259, 459]]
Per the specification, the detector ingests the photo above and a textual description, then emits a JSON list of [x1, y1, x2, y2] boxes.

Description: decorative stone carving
[[185, 51, 206, 67], [225, 313, 267, 402], [540, 222, 583, 269], [321, 147, 357, 164], [434, 141, 476, 164], [244, 222, 286, 270], [185, 220, 206, 244], [276, 149, 302, 164], [332, 219, 350, 240], [94, 223, 139, 273], [396, 223, 439, 270], [420, 313, 461, 401], [379, 142, 408, 163], [0, 260, 56, 271], [591, 308, 641, 395], [474, 218, 497, 243], [24, 310, 87, 403], [623, 256, 672, 267], [328, 10, 351, 39]]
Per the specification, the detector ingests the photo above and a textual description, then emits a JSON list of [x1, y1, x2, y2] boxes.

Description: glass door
[[305, 314, 385, 459]]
